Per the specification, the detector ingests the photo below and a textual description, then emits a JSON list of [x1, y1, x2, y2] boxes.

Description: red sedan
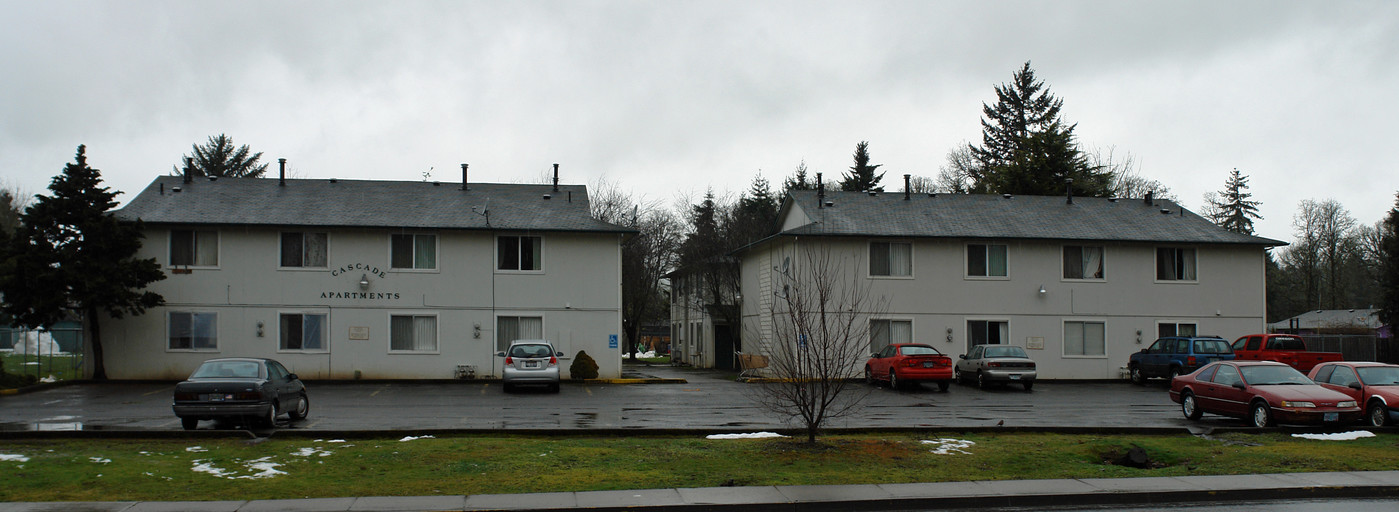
[[1308, 362, 1399, 427], [1169, 360, 1361, 427], [865, 343, 953, 391]]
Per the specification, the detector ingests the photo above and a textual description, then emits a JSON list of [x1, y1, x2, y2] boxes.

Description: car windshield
[[1239, 365, 1312, 385], [509, 344, 553, 358], [1194, 339, 1231, 354], [983, 346, 1027, 358], [1269, 336, 1307, 351], [1358, 367, 1399, 385], [901, 345, 940, 356], [191, 361, 261, 379]]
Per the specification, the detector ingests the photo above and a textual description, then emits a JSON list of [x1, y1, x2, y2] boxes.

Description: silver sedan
[[954, 344, 1038, 391]]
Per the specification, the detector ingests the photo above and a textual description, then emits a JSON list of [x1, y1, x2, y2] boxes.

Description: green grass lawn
[[1, 431, 1396, 502], [1, 352, 82, 389]]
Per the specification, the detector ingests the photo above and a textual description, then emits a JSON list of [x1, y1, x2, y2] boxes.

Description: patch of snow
[[39, 375, 57, 383], [8, 330, 67, 355], [185, 446, 207, 453], [292, 447, 333, 457], [705, 432, 787, 440], [399, 435, 435, 442], [191, 457, 286, 480], [1, 454, 30, 462], [191, 459, 235, 478], [1291, 431, 1377, 441], [327, 439, 347, 443], [90, 457, 111, 464], [922, 438, 976, 455]]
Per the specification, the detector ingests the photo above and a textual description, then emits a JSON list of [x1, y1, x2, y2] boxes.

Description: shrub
[[570, 350, 600, 380]]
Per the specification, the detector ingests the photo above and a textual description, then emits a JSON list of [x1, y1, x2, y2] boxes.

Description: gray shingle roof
[[115, 176, 634, 233], [779, 190, 1284, 245]]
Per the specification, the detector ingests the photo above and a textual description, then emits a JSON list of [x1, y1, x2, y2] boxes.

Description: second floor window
[[1156, 247, 1196, 281], [967, 244, 1008, 277], [1063, 246, 1104, 279], [391, 234, 436, 270], [170, 229, 218, 266], [281, 232, 328, 268], [498, 235, 542, 271], [869, 242, 912, 277]]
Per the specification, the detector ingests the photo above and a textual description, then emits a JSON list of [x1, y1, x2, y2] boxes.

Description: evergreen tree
[[783, 160, 816, 193], [732, 174, 779, 246], [177, 134, 268, 178], [1206, 168, 1262, 235], [0, 188, 24, 234], [0, 146, 165, 380], [969, 61, 1111, 197], [1378, 193, 1399, 332], [839, 141, 885, 192]]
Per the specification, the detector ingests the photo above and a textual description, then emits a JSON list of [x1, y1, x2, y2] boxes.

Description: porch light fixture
[[359, 274, 370, 290], [1038, 285, 1046, 295]]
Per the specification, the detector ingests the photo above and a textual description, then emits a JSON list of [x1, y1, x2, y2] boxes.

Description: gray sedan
[[954, 344, 1038, 391]]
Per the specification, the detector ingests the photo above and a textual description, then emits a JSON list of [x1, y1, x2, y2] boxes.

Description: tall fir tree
[[969, 61, 1111, 197], [732, 174, 779, 247], [783, 160, 816, 194], [1378, 192, 1399, 333], [177, 134, 268, 178], [0, 146, 165, 380], [839, 141, 885, 192], [1207, 168, 1263, 235]]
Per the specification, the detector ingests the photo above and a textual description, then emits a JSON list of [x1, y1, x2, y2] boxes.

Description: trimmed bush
[[570, 350, 600, 380]]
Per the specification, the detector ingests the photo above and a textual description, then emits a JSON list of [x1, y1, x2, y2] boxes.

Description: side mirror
[[286, 373, 299, 381], [958, 354, 967, 359], [556, 351, 565, 358], [1232, 382, 1247, 390], [495, 351, 506, 357], [1349, 382, 1363, 390]]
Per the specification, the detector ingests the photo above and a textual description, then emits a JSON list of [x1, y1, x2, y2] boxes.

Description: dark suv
[[1129, 336, 1234, 384]]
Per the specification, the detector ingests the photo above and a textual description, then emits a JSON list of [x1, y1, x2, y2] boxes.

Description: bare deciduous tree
[[747, 244, 886, 443]]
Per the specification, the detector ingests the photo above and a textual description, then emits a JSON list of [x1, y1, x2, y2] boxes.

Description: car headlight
[[1280, 401, 1316, 408], [1338, 401, 1357, 408]]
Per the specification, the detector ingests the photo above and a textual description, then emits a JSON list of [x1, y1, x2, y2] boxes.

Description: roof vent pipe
[[1066, 178, 1074, 205], [552, 163, 559, 192], [816, 172, 825, 208], [904, 174, 911, 200], [278, 158, 286, 187], [184, 157, 193, 184], [1144, 191, 1153, 206], [460, 163, 469, 191]]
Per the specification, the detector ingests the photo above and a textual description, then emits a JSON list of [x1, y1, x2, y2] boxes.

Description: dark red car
[[1308, 362, 1399, 427], [1169, 360, 1361, 427], [865, 343, 953, 391]]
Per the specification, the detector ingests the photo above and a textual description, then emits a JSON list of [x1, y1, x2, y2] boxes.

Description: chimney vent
[[278, 158, 287, 187], [1066, 178, 1074, 205], [816, 172, 825, 208], [1144, 191, 1154, 205], [184, 157, 193, 184], [460, 163, 469, 191], [552, 163, 559, 192], [904, 174, 911, 200]]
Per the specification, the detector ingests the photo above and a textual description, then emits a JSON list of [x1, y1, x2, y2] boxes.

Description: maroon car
[[1169, 360, 1361, 427], [865, 343, 953, 391], [1308, 362, 1399, 427]]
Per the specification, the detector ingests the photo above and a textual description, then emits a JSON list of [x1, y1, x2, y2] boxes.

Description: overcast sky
[[2, 0, 1396, 242]]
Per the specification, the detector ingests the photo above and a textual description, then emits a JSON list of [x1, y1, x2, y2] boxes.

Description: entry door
[[713, 326, 735, 371]]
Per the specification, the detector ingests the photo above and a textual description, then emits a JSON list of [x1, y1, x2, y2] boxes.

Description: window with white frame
[[170, 229, 218, 266], [390, 314, 437, 352], [869, 241, 912, 277], [1158, 322, 1197, 338], [169, 312, 217, 350], [1156, 247, 1196, 281], [870, 319, 912, 354], [497, 315, 543, 351], [1064, 321, 1106, 356], [390, 234, 436, 269], [967, 320, 1008, 347], [1063, 245, 1104, 280], [967, 244, 1008, 277], [498, 235, 542, 271], [280, 232, 328, 268], [280, 313, 327, 351]]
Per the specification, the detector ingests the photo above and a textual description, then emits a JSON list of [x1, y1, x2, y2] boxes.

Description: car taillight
[[235, 392, 262, 400], [174, 392, 198, 401], [504, 356, 514, 365], [1187, 356, 1197, 366], [549, 356, 558, 366], [989, 362, 1002, 368]]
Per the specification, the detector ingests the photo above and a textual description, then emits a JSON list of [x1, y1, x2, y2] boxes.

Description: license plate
[[922, 362, 934, 368], [209, 394, 232, 402], [1324, 412, 1339, 422], [525, 361, 540, 368], [1009, 374, 1021, 380]]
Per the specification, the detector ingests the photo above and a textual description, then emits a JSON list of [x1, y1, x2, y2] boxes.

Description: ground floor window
[[869, 319, 912, 354], [497, 316, 543, 351], [1158, 322, 1197, 338], [280, 313, 327, 351], [169, 312, 217, 350], [967, 320, 1008, 350], [390, 314, 437, 352], [1064, 321, 1106, 356]]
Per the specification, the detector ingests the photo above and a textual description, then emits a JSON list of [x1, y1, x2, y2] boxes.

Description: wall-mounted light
[[256, 321, 264, 338], [1135, 329, 1143, 344], [473, 323, 481, 339], [359, 274, 370, 290], [1038, 285, 1046, 295], [946, 327, 953, 343]]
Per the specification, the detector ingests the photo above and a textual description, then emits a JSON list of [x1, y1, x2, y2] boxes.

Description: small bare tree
[[748, 243, 886, 443]]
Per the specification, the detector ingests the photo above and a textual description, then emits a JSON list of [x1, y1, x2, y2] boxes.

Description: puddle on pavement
[[573, 412, 598, 428], [0, 421, 87, 431]]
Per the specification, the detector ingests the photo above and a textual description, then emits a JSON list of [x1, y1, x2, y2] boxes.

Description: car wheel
[[288, 394, 310, 421], [1368, 401, 1389, 427], [181, 418, 198, 431], [261, 404, 279, 429], [1129, 366, 1146, 385], [865, 367, 875, 386], [1022, 381, 1033, 392], [1181, 391, 1202, 420], [952, 370, 962, 385], [1250, 401, 1273, 428], [938, 381, 950, 392], [889, 371, 900, 390], [1168, 367, 1181, 380], [976, 371, 987, 390]]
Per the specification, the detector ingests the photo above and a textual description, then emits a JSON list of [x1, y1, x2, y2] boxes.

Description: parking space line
[[585, 387, 592, 396], [480, 384, 489, 395], [143, 386, 174, 396]]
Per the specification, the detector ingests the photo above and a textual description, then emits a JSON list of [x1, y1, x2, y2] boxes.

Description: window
[[1158, 323, 1197, 338], [1156, 247, 1196, 281], [281, 232, 328, 268], [170, 229, 218, 266], [869, 319, 912, 353], [967, 244, 1008, 277], [280, 313, 327, 351], [967, 320, 1008, 347], [1063, 246, 1104, 279], [1211, 364, 1242, 387], [391, 234, 436, 269], [390, 314, 437, 352], [1327, 366, 1359, 387], [869, 242, 912, 277], [498, 235, 543, 271], [1064, 321, 1106, 356], [497, 315, 543, 352], [169, 312, 217, 350]]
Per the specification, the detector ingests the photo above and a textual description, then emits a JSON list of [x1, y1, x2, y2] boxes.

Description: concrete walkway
[[3, 471, 1397, 511]]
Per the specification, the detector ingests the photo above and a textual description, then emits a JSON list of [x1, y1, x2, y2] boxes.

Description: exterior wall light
[[1038, 285, 1046, 295], [359, 274, 370, 290]]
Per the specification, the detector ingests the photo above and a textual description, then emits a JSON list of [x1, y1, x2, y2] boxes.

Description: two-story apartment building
[[104, 171, 632, 380], [737, 188, 1284, 380]]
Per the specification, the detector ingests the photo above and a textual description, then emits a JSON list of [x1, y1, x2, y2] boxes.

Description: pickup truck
[[1128, 336, 1234, 384], [1230, 334, 1344, 373]]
